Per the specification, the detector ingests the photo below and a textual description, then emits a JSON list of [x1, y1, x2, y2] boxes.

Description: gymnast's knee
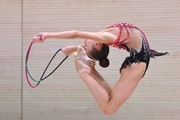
[[101, 107, 117, 116]]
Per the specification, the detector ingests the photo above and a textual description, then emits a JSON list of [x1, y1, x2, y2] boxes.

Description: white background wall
[[0, 0, 180, 120]]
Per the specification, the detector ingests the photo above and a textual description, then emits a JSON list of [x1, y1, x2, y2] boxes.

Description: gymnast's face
[[84, 39, 102, 56]]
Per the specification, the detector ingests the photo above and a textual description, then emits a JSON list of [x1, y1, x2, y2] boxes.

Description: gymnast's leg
[[73, 47, 112, 96], [73, 47, 146, 115]]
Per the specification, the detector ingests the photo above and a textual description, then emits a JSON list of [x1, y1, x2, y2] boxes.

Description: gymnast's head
[[84, 39, 110, 68]]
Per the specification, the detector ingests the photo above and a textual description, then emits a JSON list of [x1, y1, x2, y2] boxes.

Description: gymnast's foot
[[73, 46, 95, 73]]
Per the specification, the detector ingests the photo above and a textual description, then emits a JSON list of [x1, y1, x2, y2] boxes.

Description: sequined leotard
[[107, 23, 168, 77]]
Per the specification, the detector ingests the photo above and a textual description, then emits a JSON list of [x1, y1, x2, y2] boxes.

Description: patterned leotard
[[107, 23, 168, 77]]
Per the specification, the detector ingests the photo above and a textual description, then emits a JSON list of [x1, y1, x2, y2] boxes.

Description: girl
[[32, 22, 168, 115]]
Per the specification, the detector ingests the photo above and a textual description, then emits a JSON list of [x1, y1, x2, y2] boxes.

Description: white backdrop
[[0, 0, 180, 120]]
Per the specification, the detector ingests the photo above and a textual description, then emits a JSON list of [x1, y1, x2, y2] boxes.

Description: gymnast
[[32, 22, 168, 115]]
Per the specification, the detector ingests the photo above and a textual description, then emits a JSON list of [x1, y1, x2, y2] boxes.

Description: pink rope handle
[[25, 42, 38, 88]]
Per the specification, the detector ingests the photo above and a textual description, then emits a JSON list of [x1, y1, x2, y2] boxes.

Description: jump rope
[[25, 42, 68, 88]]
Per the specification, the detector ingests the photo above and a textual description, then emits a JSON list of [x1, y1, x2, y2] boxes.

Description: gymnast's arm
[[61, 46, 78, 56], [32, 29, 116, 44], [61, 44, 85, 56]]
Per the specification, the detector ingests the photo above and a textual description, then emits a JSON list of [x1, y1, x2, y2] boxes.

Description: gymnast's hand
[[32, 32, 48, 43]]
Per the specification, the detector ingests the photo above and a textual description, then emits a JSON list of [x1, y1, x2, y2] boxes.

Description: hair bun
[[99, 58, 110, 68]]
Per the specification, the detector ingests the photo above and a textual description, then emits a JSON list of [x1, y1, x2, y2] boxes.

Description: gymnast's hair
[[90, 43, 110, 68]]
